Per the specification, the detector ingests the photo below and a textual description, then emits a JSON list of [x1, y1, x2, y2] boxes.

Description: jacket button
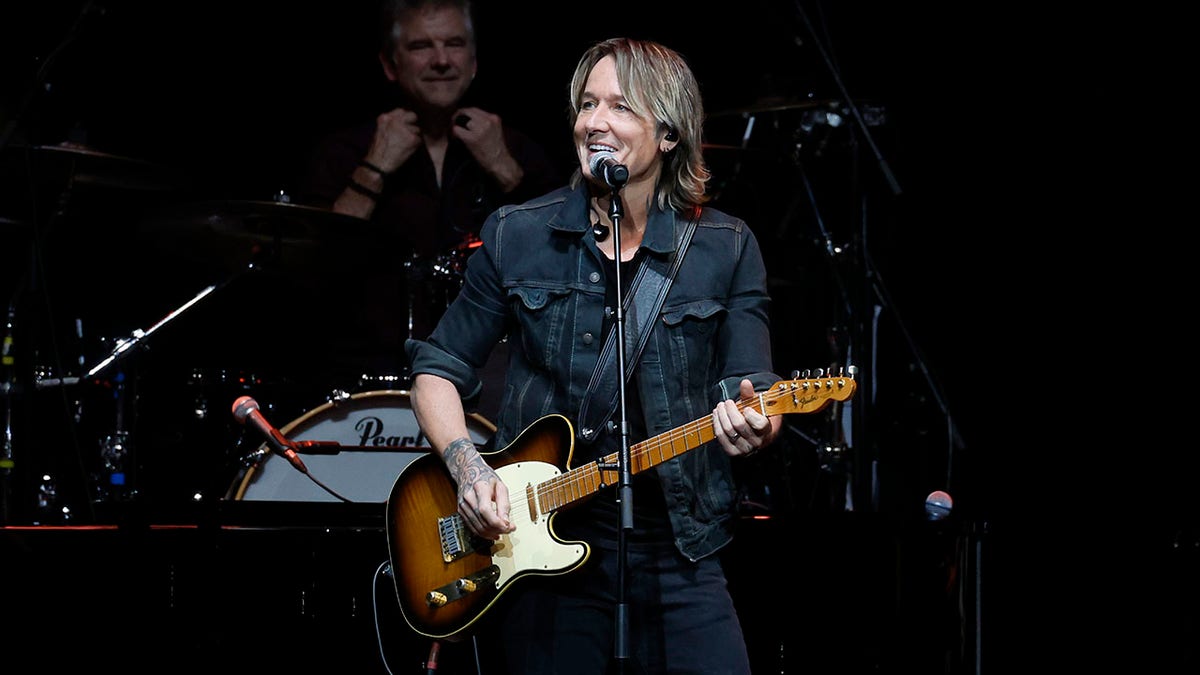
[[582, 332, 594, 345], [589, 272, 601, 283]]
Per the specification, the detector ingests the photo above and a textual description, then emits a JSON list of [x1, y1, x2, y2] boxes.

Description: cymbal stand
[[86, 284, 219, 380], [790, 0, 965, 511], [0, 2, 104, 153], [85, 277, 239, 507], [709, 114, 756, 205], [786, 0, 902, 515]]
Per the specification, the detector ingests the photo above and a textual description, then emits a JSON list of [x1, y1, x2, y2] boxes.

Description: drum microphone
[[231, 395, 308, 474]]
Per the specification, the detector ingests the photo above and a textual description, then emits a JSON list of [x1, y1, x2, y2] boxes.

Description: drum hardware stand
[[2, 303, 17, 523], [94, 372, 132, 504], [402, 252, 427, 341], [353, 372, 407, 394], [84, 265, 262, 509], [83, 285, 222, 506]]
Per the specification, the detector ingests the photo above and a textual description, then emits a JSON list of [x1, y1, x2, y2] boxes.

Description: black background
[[0, 0, 996, 516], [1, 2, 1189, 673]]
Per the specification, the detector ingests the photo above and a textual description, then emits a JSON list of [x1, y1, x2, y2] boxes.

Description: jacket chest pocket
[[658, 299, 727, 374], [508, 285, 573, 369]]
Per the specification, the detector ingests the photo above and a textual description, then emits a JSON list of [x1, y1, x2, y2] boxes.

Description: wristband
[[347, 179, 381, 200], [357, 159, 387, 176]]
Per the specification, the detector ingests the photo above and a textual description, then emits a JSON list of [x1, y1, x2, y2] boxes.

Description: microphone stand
[[598, 186, 635, 671], [791, 0, 901, 198]]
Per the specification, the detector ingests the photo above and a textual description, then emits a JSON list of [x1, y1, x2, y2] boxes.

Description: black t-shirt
[[557, 249, 673, 547]]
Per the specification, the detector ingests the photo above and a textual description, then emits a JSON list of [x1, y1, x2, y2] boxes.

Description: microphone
[[589, 152, 628, 189], [231, 395, 308, 473], [924, 490, 953, 520]]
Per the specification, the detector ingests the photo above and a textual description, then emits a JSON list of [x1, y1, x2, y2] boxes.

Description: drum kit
[[0, 97, 884, 524], [0, 143, 489, 525]]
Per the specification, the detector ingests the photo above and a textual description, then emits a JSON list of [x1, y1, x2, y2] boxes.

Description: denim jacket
[[406, 183, 780, 561]]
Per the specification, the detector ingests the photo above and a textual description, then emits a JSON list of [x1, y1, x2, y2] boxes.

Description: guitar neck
[[534, 374, 855, 514]]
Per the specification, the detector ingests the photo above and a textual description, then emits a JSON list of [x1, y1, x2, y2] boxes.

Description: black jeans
[[480, 537, 752, 675]]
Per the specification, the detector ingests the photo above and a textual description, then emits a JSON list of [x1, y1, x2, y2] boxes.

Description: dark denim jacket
[[406, 183, 780, 560]]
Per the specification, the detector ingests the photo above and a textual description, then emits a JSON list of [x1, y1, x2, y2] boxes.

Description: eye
[[579, 100, 597, 111]]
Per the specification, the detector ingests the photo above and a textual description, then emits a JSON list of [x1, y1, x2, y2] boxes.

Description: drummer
[[297, 0, 561, 351]]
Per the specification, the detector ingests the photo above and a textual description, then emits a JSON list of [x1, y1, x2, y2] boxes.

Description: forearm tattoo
[[444, 437, 497, 502]]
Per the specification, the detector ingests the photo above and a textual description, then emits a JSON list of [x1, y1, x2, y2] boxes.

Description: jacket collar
[[547, 183, 687, 257]]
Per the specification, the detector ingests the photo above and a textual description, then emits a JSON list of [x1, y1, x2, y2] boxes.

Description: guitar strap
[[576, 208, 700, 441]]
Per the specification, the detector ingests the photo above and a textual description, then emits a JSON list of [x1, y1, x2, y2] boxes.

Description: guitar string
[[469, 378, 849, 529], [413, 378, 851, 637], [534, 384, 797, 512]]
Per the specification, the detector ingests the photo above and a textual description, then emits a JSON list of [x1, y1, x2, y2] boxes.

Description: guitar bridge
[[425, 565, 501, 607], [437, 513, 491, 562]]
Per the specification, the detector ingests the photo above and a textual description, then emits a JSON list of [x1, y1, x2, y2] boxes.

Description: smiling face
[[574, 56, 665, 190], [380, 5, 476, 111]]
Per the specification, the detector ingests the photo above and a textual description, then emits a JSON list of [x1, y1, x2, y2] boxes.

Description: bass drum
[[229, 390, 495, 503]]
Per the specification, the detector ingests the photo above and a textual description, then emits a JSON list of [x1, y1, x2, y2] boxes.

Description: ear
[[660, 128, 679, 153], [379, 51, 398, 82]]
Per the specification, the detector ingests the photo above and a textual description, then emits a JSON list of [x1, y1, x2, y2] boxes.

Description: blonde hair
[[568, 37, 710, 211]]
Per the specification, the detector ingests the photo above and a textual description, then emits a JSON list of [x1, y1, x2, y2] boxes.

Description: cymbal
[[709, 98, 846, 118], [701, 143, 774, 153], [140, 199, 373, 274], [699, 144, 781, 161], [3, 143, 187, 191], [150, 199, 370, 240], [0, 215, 30, 231]]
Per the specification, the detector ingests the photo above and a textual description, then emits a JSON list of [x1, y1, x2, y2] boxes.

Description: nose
[[431, 45, 452, 68], [584, 104, 613, 133]]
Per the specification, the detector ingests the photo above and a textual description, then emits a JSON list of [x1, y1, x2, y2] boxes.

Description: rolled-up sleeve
[[405, 338, 483, 401], [405, 210, 511, 402]]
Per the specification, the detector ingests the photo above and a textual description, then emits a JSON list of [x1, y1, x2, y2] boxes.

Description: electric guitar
[[385, 370, 857, 639]]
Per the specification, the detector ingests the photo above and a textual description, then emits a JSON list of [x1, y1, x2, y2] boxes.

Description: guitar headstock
[[762, 366, 857, 415]]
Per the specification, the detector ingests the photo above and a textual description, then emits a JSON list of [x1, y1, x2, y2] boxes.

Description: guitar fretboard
[[533, 375, 854, 514]]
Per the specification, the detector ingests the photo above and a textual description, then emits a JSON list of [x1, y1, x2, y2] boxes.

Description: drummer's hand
[[367, 107, 422, 172], [451, 106, 523, 192], [445, 437, 514, 539]]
